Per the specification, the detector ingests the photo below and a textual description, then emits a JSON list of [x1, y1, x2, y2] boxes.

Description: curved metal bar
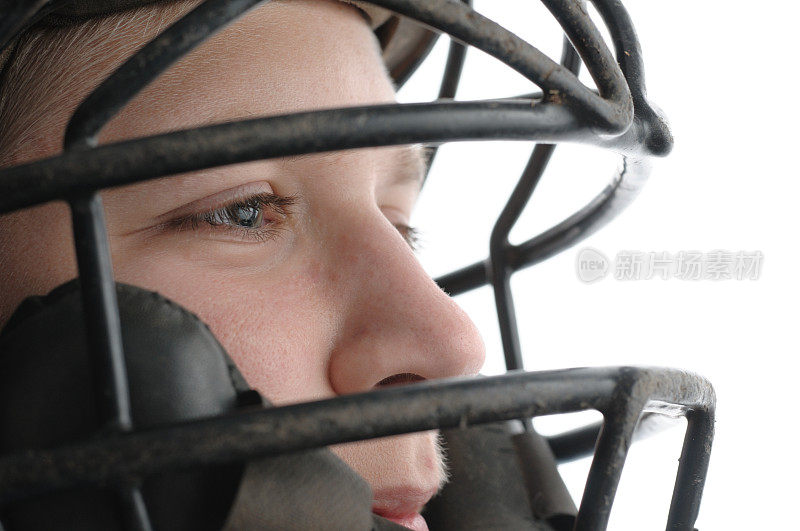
[[0, 99, 607, 215], [436, 155, 649, 296], [591, 0, 647, 98], [513, 155, 649, 268], [590, 0, 673, 157], [364, 0, 631, 134], [0, 1, 706, 528], [540, 0, 631, 124], [0, 367, 714, 510], [435, 0, 672, 297], [61, 0, 632, 154], [64, 0, 268, 149], [574, 368, 716, 530]]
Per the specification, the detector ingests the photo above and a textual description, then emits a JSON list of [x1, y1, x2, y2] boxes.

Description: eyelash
[[167, 192, 421, 249], [169, 193, 297, 243], [395, 223, 421, 251]]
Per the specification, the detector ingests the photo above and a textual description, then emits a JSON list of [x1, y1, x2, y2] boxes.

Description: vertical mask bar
[[437, 30, 469, 100], [68, 192, 131, 432], [489, 143, 555, 374], [422, 0, 470, 183], [61, 0, 272, 433], [69, 192, 153, 531], [489, 38, 581, 436], [489, 37, 581, 374], [488, 143, 555, 435], [61, 0, 268, 429], [117, 482, 154, 531], [62, 3, 270, 530], [666, 409, 714, 529], [574, 412, 637, 530]]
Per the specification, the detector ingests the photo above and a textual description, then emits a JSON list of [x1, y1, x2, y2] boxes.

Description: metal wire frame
[[0, 367, 714, 530], [0, 0, 671, 213], [0, 0, 711, 530]]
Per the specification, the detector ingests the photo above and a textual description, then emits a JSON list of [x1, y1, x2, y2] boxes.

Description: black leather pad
[[423, 422, 576, 531], [0, 280, 406, 530], [0, 280, 249, 530], [0, 280, 574, 531]]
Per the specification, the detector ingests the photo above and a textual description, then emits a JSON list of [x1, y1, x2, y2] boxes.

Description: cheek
[[112, 249, 336, 405], [0, 204, 77, 325]]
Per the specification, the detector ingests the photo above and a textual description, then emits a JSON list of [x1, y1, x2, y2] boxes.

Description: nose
[[327, 211, 485, 395]]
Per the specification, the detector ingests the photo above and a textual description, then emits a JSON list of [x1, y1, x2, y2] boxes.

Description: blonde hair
[[0, 0, 203, 168]]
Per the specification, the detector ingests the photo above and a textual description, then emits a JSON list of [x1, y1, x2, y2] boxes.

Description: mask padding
[[423, 422, 575, 530], [0, 280, 414, 531], [0, 279, 249, 530], [222, 448, 410, 530]]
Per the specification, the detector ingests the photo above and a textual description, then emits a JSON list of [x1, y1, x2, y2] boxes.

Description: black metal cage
[[0, 1, 714, 530]]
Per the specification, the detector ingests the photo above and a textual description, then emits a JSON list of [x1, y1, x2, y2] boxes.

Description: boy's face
[[0, 1, 485, 528]]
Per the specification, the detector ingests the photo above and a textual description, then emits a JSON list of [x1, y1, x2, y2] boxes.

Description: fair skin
[[0, 1, 485, 529]]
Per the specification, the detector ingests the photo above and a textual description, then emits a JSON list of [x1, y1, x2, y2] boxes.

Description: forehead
[[99, 0, 396, 147], [83, 0, 412, 230], [285, 145, 426, 189]]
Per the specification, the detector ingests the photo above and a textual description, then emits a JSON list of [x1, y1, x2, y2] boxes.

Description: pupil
[[235, 206, 260, 228]]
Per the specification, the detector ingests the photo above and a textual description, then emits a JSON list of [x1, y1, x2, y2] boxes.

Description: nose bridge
[[327, 212, 485, 395]]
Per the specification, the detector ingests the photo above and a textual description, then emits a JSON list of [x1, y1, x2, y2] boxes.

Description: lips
[[374, 512, 429, 531], [372, 486, 437, 531]]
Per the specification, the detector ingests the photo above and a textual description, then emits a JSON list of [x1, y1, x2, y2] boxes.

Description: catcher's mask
[[0, 1, 714, 530]]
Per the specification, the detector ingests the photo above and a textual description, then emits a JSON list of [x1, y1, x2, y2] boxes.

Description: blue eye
[[210, 203, 264, 229], [169, 192, 297, 243]]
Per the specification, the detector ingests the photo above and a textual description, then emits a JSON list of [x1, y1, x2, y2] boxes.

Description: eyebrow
[[394, 144, 427, 189], [196, 108, 427, 190], [110, 144, 428, 234], [284, 144, 426, 190]]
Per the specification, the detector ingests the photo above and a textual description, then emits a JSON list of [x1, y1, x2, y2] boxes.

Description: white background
[[399, 2, 799, 529]]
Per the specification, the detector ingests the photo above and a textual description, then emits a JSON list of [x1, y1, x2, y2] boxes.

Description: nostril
[[376, 372, 425, 388]]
